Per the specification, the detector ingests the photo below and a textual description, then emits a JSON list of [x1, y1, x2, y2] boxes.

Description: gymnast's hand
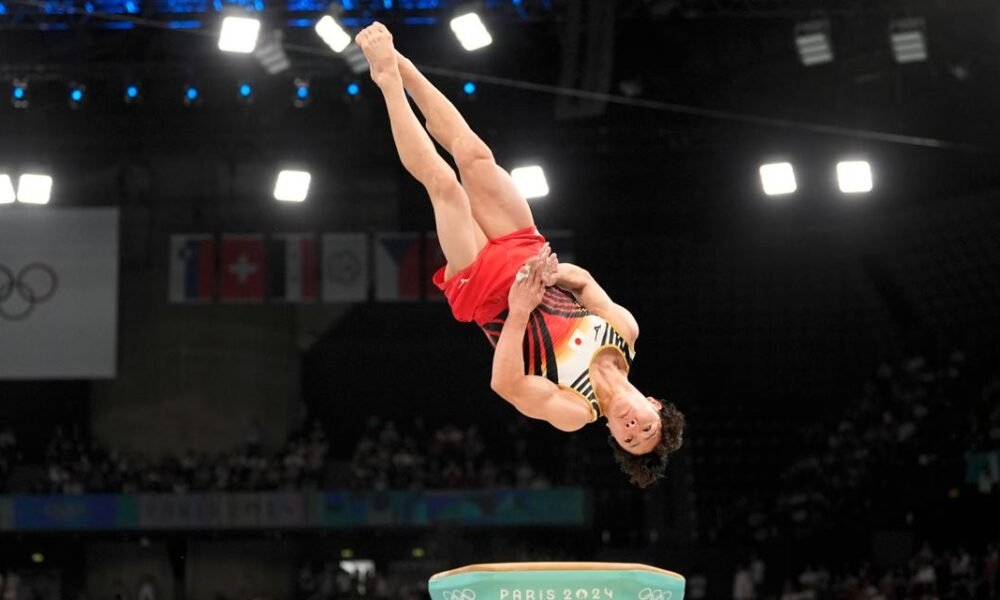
[[537, 243, 558, 288], [509, 258, 546, 315]]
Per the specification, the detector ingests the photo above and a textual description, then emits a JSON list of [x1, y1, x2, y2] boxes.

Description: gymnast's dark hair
[[607, 400, 686, 489]]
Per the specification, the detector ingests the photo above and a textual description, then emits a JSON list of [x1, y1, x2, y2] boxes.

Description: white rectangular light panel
[[0, 175, 14, 204], [511, 166, 549, 199], [274, 170, 312, 202], [315, 15, 351, 53], [219, 16, 261, 54], [759, 163, 797, 196], [837, 161, 873, 194], [17, 174, 53, 204], [795, 21, 833, 66], [891, 18, 928, 64], [450, 12, 493, 51]]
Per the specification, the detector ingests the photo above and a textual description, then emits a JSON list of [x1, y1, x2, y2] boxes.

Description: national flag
[[267, 234, 318, 303], [321, 233, 369, 303], [424, 232, 447, 302], [169, 235, 215, 303], [218, 234, 266, 302], [374, 232, 421, 302]]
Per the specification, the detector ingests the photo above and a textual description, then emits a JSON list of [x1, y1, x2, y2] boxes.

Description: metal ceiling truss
[[0, 0, 553, 31]]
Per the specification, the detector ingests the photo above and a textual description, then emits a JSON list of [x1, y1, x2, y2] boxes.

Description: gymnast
[[355, 23, 685, 487]]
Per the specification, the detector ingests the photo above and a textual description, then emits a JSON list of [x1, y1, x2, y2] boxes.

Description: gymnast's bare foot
[[355, 22, 400, 89]]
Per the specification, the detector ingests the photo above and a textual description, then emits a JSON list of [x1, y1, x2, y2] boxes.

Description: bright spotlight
[[315, 15, 351, 53], [890, 18, 927, 64], [218, 16, 261, 53], [759, 162, 797, 196], [68, 83, 86, 109], [17, 174, 53, 205], [795, 20, 833, 66], [511, 166, 549, 199], [11, 79, 28, 108], [0, 174, 15, 204], [341, 44, 369, 75], [450, 12, 492, 51], [837, 161, 873, 194], [253, 30, 291, 75], [274, 170, 311, 202]]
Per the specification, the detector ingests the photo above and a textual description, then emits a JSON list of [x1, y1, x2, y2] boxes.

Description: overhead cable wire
[[4, 0, 992, 153]]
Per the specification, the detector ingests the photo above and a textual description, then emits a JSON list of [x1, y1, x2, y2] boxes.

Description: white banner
[[321, 233, 368, 302], [0, 208, 118, 378]]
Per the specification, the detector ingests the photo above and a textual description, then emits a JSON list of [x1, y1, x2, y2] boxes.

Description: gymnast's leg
[[356, 23, 486, 279], [396, 51, 536, 240]]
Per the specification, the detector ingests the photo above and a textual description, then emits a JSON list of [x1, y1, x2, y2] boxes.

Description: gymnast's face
[[606, 395, 663, 455]]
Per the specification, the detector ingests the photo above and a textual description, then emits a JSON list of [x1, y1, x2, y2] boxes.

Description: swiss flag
[[218, 234, 266, 302]]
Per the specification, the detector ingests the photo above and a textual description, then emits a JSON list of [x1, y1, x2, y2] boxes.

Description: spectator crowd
[[719, 541, 1000, 600], [33, 421, 329, 494], [725, 351, 1000, 543], [348, 416, 557, 490]]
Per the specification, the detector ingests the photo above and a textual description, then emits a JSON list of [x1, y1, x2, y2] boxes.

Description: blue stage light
[[0, 3, 7, 14], [11, 81, 28, 108], [239, 83, 252, 97], [346, 82, 360, 96], [293, 78, 311, 107], [68, 83, 86, 109], [156, 0, 209, 13], [463, 81, 477, 95], [185, 85, 200, 105], [126, 85, 139, 99]]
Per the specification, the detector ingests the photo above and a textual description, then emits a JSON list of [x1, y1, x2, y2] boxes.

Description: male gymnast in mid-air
[[355, 22, 685, 487]]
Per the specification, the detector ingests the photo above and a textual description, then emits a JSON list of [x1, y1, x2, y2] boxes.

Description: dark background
[[1, 1, 999, 599]]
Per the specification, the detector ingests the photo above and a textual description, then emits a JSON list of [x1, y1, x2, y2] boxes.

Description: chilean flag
[[169, 235, 215, 303], [218, 234, 266, 302]]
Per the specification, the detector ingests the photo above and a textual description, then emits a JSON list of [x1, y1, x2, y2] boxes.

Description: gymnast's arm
[[491, 263, 590, 433], [556, 263, 640, 344]]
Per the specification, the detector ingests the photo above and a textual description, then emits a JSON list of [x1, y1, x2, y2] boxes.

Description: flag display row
[[168, 232, 575, 304]]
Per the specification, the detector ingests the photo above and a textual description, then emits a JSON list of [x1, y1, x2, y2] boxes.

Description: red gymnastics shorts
[[432, 226, 546, 326]]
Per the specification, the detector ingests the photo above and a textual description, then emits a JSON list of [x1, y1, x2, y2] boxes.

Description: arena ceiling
[[1, 0, 999, 214]]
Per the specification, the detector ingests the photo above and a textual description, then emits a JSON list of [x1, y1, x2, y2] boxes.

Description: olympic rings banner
[[0, 488, 587, 531], [0, 208, 118, 378]]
